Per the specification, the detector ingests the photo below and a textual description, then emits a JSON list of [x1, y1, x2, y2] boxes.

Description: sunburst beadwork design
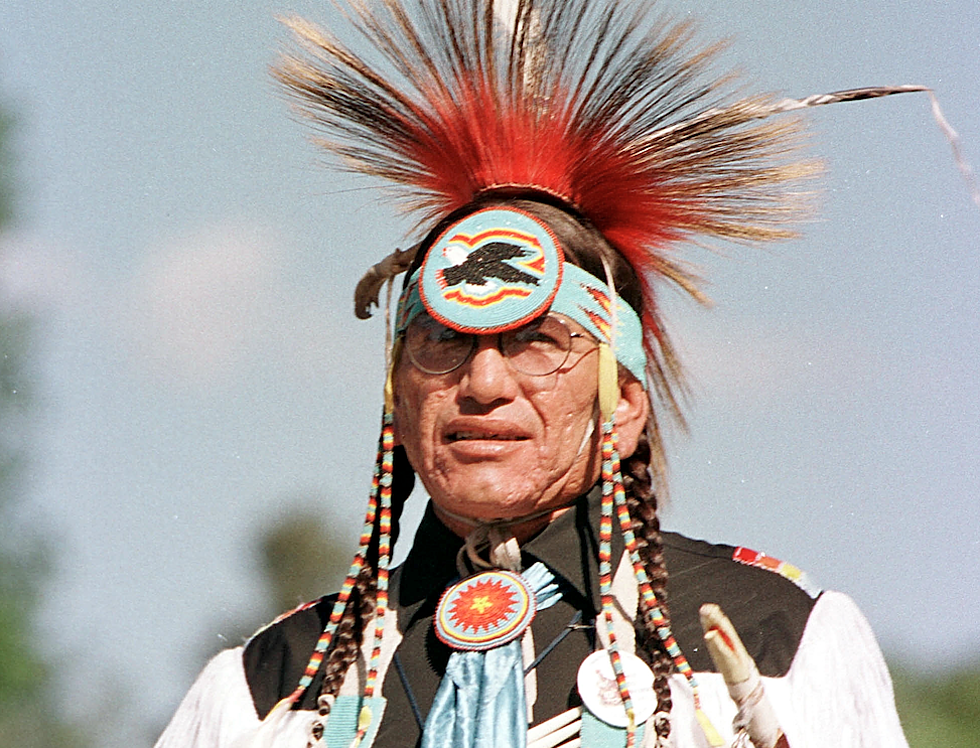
[[449, 577, 518, 632], [434, 570, 536, 650]]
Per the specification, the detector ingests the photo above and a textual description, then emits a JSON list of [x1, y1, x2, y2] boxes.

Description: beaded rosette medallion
[[434, 570, 537, 651]]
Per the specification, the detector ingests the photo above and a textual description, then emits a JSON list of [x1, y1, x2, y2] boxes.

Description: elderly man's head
[[392, 198, 650, 536]]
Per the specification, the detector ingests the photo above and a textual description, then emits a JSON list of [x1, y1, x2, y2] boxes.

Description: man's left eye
[[517, 331, 559, 346]]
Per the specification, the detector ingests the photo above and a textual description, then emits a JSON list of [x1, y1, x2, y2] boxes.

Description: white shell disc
[[576, 649, 658, 728]]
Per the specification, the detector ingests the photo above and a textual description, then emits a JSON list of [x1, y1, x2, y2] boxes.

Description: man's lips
[[443, 420, 531, 443], [446, 431, 530, 442]]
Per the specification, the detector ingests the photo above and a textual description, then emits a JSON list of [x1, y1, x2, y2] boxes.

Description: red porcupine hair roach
[[273, 0, 818, 487]]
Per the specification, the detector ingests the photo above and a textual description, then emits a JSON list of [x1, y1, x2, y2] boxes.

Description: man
[[155, 1, 909, 746]]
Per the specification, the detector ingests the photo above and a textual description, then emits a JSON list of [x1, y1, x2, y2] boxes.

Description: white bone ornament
[[699, 604, 790, 748], [527, 707, 584, 748]]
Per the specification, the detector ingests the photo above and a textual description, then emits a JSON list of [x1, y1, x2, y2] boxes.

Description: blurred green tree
[[0, 91, 90, 748], [259, 503, 353, 616], [892, 658, 980, 748]]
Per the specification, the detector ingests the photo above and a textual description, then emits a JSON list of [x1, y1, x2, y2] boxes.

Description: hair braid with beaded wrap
[[316, 446, 415, 704], [622, 428, 674, 740]]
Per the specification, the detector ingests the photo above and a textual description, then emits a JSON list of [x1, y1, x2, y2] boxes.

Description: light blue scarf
[[420, 563, 561, 748]]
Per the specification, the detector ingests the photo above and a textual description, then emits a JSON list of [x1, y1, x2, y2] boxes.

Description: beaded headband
[[396, 207, 648, 384]]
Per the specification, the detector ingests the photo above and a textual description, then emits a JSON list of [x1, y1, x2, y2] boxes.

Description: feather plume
[[274, 0, 819, 486]]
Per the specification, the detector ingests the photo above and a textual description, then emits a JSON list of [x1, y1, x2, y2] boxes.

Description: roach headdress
[[274, 0, 818, 488]]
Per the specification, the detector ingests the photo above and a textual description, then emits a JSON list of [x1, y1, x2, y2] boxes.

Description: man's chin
[[432, 479, 548, 522]]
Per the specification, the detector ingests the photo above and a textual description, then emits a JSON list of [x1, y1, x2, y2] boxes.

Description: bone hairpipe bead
[[700, 603, 789, 748]]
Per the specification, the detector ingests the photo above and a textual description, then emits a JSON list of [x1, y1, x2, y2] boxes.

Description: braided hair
[[623, 428, 674, 740], [317, 446, 415, 702]]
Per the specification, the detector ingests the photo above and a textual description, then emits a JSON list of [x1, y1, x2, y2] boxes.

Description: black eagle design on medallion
[[441, 242, 540, 287]]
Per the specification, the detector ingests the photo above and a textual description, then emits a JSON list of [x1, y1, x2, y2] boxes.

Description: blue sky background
[[1, 2, 977, 746]]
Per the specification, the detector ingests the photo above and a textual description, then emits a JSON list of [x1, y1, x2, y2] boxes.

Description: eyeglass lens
[[405, 314, 574, 376]]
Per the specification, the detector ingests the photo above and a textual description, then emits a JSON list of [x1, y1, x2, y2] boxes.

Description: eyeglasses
[[403, 313, 593, 376]]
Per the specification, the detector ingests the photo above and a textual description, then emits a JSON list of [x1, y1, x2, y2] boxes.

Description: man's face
[[393, 315, 603, 524]]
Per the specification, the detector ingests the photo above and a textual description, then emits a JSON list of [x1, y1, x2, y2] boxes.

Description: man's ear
[[614, 376, 649, 458]]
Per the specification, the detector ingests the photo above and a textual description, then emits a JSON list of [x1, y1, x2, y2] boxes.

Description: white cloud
[[0, 231, 86, 312], [117, 219, 386, 390], [121, 221, 283, 383]]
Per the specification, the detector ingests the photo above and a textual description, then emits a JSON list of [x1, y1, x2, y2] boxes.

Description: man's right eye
[[432, 326, 462, 344]]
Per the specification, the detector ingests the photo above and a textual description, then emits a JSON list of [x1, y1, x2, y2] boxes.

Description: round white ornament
[[576, 649, 658, 728]]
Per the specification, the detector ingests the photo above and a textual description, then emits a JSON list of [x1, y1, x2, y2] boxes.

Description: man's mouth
[[447, 431, 529, 442]]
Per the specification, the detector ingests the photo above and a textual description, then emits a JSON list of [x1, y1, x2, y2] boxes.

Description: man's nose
[[457, 335, 519, 405]]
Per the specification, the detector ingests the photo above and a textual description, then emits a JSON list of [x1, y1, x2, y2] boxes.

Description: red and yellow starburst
[[448, 577, 517, 633], [435, 570, 536, 651]]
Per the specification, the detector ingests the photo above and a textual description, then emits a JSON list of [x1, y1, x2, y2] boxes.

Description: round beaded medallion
[[434, 570, 537, 651], [419, 207, 563, 334]]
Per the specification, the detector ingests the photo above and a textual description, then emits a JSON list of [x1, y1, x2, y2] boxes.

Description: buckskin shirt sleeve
[[774, 591, 908, 748], [155, 647, 261, 748], [666, 591, 907, 748]]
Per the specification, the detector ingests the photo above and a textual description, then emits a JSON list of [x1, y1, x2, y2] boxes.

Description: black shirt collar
[[396, 484, 622, 622]]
